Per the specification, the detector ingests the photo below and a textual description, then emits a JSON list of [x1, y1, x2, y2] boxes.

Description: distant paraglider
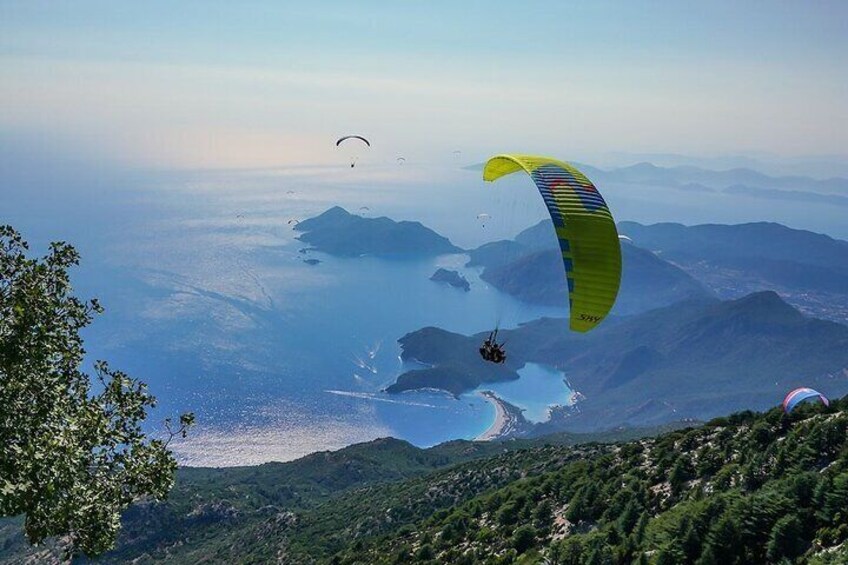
[[336, 135, 371, 168], [287, 219, 299, 226], [618, 234, 633, 244], [397, 156, 406, 165], [476, 213, 491, 228], [483, 154, 621, 334], [782, 387, 829, 413], [336, 135, 370, 147]]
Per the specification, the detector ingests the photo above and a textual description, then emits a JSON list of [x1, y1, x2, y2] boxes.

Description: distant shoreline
[[475, 391, 530, 441], [476, 391, 508, 441]]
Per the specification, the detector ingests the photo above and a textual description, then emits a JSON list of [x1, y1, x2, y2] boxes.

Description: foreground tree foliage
[[0, 226, 192, 557]]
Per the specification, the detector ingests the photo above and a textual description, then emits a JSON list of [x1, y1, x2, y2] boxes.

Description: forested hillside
[[3, 400, 844, 564], [338, 399, 848, 564]]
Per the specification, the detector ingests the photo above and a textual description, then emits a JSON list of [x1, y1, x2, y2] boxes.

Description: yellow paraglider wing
[[483, 154, 621, 332]]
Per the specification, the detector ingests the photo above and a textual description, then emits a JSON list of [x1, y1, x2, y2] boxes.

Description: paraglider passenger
[[479, 329, 506, 364]]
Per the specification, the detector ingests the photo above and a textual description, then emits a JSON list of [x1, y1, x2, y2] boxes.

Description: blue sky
[[1, 1, 846, 168]]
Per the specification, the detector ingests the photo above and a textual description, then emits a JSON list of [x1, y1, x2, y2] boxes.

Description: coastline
[[475, 390, 530, 441]]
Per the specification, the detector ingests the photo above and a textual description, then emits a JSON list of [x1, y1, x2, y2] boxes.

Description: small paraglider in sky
[[618, 234, 633, 244], [287, 219, 299, 226], [336, 135, 371, 168], [397, 156, 406, 165], [453, 150, 462, 159], [359, 206, 370, 214], [286, 190, 296, 195], [476, 213, 491, 228], [782, 387, 829, 413]]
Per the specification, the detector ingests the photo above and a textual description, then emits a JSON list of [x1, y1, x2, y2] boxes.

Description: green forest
[[3, 398, 845, 564]]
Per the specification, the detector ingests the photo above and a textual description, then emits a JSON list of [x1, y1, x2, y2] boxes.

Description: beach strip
[[476, 390, 509, 441]]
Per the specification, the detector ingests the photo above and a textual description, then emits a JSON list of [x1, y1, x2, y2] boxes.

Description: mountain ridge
[[387, 291, 848, 431], [619, 220, 848, 324], [467, 221, 714, 315]]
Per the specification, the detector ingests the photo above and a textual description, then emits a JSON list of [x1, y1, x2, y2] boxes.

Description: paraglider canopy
[[336, 135, 370, 147], [483, 154, 621, 333], [336, 136, 370, 168], [782, 387, 829, 413]]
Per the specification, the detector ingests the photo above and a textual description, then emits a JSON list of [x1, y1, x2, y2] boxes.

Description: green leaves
[[0, 226, 193, 557]]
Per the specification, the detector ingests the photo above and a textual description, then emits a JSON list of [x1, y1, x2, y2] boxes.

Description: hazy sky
[[2, 1, 846, 169]]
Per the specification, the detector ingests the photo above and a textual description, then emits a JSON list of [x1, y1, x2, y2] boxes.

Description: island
[[293, 206, 462, 258], [429, 268, 470, 291]]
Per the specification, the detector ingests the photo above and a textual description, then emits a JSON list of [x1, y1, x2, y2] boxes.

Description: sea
[[7, 159, 848, 466]]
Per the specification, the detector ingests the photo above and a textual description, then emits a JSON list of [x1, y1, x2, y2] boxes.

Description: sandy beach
[[475, 390, 532, 441], [476, 391, 509, 441]]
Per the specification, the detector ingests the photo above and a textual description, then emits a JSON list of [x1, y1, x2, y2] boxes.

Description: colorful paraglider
[[783, 387, 829, 413], [483, 154, 622, 333], [336, 135, 371, 168]]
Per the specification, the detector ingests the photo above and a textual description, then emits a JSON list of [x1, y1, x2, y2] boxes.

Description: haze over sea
[[6, 156, 848, 466]]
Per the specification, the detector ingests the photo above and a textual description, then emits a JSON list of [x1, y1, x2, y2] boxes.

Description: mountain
[[293, 207, 462, 257], [467, 221, 713, 315], [387, 292, 848, 431], [0, 425, 687, 563], [4, 401, 845, 563], [602, 151, 848, 178], [582, 161, 848, 195], [618, 221, 848, 276], [481, 244, 712, 314], [725, 185, 848, 207], [619, 221, 848, 324], [335, 402, 848, 564]]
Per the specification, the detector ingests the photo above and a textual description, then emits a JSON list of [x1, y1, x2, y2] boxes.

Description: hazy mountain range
[[470, 219, 848, 325], [620, 221, 848, 324], [578, 161, 848, 195], [389, 291, 848, 431], [468, 221, 713, 315]]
